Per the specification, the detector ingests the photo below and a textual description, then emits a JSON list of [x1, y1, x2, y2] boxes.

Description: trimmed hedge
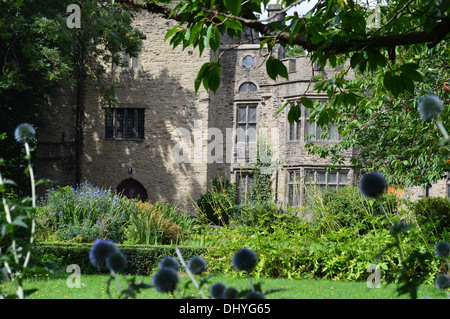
[[35, 243, 209, 275]]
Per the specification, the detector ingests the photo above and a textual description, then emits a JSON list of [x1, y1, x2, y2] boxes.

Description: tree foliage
[[0, 0, 143, 194], [122, 0, 449, 187]]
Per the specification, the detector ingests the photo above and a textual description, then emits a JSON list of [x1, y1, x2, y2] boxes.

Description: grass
[[14, 273, 449, 299]]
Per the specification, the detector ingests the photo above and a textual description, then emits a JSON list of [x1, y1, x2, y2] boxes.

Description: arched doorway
[[116, 178, 148, 201]]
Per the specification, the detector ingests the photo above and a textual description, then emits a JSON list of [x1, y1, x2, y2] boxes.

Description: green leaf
[[274, 102, 288, 116], [12, 216, 29, 228], [164, 25, 181, 42], [195, 63, 210, 93], [204, 24, 213, 48], [312, 73, 326, 81], [224, 18, 243, 31], [383, 72, 402, 97], [288, 104, 301, 124], [300, 96, 313, 109], [189, 21, 204, 46], [210, 27, 221, 52], [266, 56, 288, 81], [224, 0, 242, 16], [204, 64, 221, 93]]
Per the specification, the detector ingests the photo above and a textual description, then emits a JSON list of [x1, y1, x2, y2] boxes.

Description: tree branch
[[116, 0, 450, 54]]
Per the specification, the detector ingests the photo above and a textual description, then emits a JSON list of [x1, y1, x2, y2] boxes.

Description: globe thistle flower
[[106, 251, 127, 273], [159, 256, 180, 271], [14, 123, 36, 144], [232, 248, 258, 272], [435, 241, 450, 258], [244, 291, 265, 299], [210, 282, 227, 299], [223, 286, 239, 299], [358, 171, 387, 199], [418, 95, 444, 122], [89, 239, 119, 269], [187, 256, 207, 275], [434, 274, 450, 290], [152, 267, 179, 293]]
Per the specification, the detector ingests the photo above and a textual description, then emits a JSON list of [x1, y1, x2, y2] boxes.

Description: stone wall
[[79, 10, 212, 213]]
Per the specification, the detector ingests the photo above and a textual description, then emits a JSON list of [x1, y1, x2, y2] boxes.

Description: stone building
[[35, 5, 450, 213]]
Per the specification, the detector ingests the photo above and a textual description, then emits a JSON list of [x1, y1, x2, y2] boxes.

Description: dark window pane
[[248, 82, 257, 93], [248, 124, 257, 143], [238, 107, 246, 122], [116, 109, 124, 139], [126, 110, 135, 139], [105, 112, 114, 139], [248, 106, 257, 122], [137, 109, 145, 139]]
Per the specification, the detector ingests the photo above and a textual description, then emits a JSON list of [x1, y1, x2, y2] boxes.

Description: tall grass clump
[[36, 181, 136, 243], [124, 201, 194, 245]]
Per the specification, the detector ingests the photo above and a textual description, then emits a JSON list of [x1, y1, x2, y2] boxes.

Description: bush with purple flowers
[[36, 181, 136, 243]]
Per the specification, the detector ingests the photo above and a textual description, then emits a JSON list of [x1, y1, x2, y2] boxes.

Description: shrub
[[35, 243, 207, 275], [412, 197, 450, 235], [307, 186, 399, 236], [36, 182, 135, 243], [233, 201, 302, 232], [196, 177, 236, 225]]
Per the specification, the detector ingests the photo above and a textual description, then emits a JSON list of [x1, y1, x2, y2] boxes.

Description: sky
[[258, 0, 319, 20]]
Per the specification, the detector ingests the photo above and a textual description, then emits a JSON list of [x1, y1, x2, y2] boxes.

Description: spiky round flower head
[[244, 291, 266, 299], [106, 251, 127, 273], [232, 247, 258, 272], [435, 241, 450, 258], [89, 239, 119, 269], [159, 256, 180, 271], [418, 95, 444, 121], [14, 123, 35, 144], [210, 282, 227, 299], [152, 267, 179, 293], [358, 171, 387, 199], [223, 286, 239, 299], [187, 256, 207, 275], [435, 274, 450, 290]]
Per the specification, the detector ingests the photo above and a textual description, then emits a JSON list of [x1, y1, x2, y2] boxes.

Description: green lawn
[[13, 273, 448, 299]]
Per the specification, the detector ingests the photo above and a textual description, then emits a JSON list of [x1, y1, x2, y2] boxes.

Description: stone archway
[[116, 178, 148, 201]]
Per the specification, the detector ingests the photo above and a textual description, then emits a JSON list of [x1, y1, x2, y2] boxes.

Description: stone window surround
[[242, 55, 255, 69]]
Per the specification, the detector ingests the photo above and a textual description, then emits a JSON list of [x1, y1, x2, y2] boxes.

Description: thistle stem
[[436, 118, 449, 142], [22, 142, 36, 269], [377, 198, 404, 263], [176, 247, 206, 299], [248, 274, 255, 292]]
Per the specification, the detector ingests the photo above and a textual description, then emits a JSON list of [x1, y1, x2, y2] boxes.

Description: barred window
[[105, 108, 144, 140]]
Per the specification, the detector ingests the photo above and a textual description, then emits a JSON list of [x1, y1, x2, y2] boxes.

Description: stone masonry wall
[[80, 10, 212, 213]]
